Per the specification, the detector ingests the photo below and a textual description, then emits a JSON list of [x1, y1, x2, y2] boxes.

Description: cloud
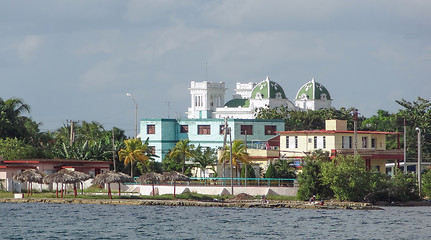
[[78, 59, 123, 90], [12, 35, 43, 61]]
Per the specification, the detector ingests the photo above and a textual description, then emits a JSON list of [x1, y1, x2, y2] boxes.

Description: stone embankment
[[0, 198, 381, 210]]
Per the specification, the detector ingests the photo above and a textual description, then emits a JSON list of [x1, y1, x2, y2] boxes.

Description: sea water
[[0, 203, 430, 239]]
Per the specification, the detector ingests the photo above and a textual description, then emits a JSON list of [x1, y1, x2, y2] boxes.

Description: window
[[342, 136, 352, 149], [362, 137, 368, 148], [314, 136, 326, 149], [219, 125, 230, 135], [198, 125, 211, 135], [149, 146, 156, 155], [286, 136, 298, 149], [147, 125, 155, 134], [180, 125, 188, 133], [241, 125, 253, 135], [265, 125, 277, 135], [371, 138, 376, 148]]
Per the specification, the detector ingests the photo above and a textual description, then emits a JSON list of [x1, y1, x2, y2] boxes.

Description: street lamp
[[126, 93, 138, 138], [229, 126, 233, 195], [415, 127, 422, 194]]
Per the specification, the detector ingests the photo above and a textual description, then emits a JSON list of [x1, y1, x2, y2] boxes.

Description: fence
[[131, 177, 296, 187]]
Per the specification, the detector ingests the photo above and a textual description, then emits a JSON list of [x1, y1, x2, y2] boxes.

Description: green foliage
[[241, 164, 256, 178], [192, 146, 217, 177], [396, 97, 431, 161], [264, 162, 277, 178], [422, 170, 431, 198], [0, 138, 40, 160], [255, 106, 364, 131], [321, 155, 373, 202], [390, 170, 420, 202], [169, 140, 194, 174], [297, 159, 333, 201], [220, 139, 250, 177], [273, 159, 296, 179]]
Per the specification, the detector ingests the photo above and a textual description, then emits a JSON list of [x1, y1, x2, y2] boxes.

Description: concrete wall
[[122, 184, 298, 197]]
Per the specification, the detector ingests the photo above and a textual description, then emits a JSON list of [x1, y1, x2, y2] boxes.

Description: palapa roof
[[13, 169, 44, 183], [44, 171, 80, 184], [136, 172, 162, 184], [161, 171, 190, 182], [92, 171, 132, 185]]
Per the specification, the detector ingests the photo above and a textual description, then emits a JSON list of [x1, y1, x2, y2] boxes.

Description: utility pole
[[416, 127, 422, 195], [244, 130, 247, 187], [353, 109, 358, 156], [222, 117, 228, 179], [404, 119, 407, 174], [68, 120, 79, 146], [112, 128, 116, 172], [229, 127, 233, 196]]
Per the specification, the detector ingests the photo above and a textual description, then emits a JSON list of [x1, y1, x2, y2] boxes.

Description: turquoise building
[[140, 76, 332, 162], [140, 118, 284, 162]]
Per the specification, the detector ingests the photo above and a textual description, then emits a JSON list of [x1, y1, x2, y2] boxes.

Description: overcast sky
[[1, 0, 430, 137]]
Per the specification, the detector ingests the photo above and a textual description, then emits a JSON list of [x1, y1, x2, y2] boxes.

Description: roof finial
[[266, 76, 270, 82], [311, 77, 315, 83]]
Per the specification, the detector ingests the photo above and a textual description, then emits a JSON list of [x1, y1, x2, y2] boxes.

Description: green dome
[[250, 76, 287, 99], [296, 78, 331, 100], [224, 98, 250, 108]]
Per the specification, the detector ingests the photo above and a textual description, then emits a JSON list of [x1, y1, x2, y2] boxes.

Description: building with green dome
[[295, 78, 332, 110]]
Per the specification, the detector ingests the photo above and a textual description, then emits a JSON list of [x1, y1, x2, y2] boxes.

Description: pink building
[[0, 158, 111, 192]]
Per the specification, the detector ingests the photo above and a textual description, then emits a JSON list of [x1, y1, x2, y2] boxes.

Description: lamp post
[[415, 127, 422, 195], [229, 127, 233, 195], [126, 93, 138, 138]]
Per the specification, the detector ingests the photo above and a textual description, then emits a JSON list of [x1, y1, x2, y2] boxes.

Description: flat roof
[[276, 130, 401, 135]]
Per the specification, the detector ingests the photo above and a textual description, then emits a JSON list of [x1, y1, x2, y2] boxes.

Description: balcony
[[332, 149, 404, 160]]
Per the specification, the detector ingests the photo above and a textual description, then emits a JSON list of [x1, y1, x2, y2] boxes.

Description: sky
[[1, 0, 430, 137]]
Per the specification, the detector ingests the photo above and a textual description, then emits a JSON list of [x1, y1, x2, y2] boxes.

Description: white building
[[294, 78, 332, 110], [187, 76, 332, 120]]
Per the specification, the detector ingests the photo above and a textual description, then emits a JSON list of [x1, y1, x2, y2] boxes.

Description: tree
[[273, 159, 296, 179], [297, 153, 333, 201], [0, 138, 39, 160], [169, 140, 194, 174], [264, 162, 277, 178], [192, 146, 217, 178], [118, 138, 150, 179], [396, 97, 431, 161], [321, 155, 373, 202], [241, 164, 256, 178], [0, 97, 32, 140], [255, 106, 363, 131], [220, 139, 250, 177], [422, 170, 431, 198]]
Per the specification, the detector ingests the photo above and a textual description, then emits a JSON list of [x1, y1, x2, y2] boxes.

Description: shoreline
[[0, 197, 383, 210]]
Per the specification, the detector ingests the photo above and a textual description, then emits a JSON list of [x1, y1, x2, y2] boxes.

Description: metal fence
[[130, 177, 296, 187]]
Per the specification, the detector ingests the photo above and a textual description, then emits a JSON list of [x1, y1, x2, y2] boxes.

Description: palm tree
[[220, 139, 250, 177], [0, 97, 31, 139], [193, 146, 217, 178], [169, 140, 194, 174], [118, 138, 150, 179]]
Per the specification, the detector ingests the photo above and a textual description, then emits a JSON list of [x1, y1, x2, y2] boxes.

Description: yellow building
[[276, 119, 403, 173]]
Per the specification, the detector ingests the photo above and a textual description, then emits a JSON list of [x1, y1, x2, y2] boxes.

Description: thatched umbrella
[[44, 171, 80, 198], [57, 169, 90, 197], [93, 171, 132, 199], [14, 169, 44, 196], [162, 171, 190, 197], [136, 172, 162, 196]]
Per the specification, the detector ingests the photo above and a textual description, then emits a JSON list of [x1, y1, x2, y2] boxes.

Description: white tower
[[187, 81, 226, 119]]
